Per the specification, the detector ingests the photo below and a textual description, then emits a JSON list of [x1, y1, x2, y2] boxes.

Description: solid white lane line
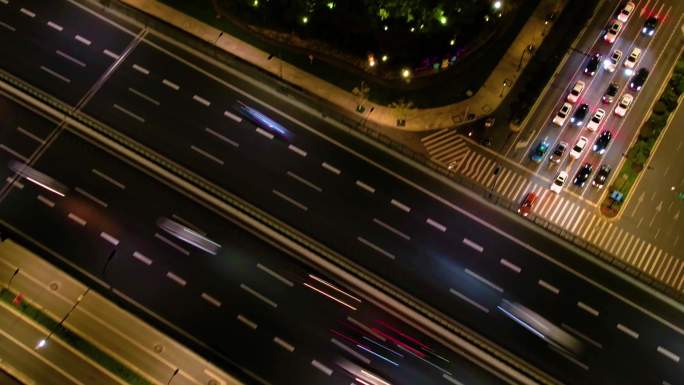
[[92, 169, 126, 190], [240, 284, 277, 308], [311, 360, 332, 376], [0, 144, 27, 161], [113, 104, 144, 123], [154, 233, 190, 255], [0, 21, 15, 31], [201, 292, 221, 307], [577, 301, 599, 317], [347, 317, 386, 342], [100, 232, 119, 246], [132, 64, 149, 75], [273, 337, 295, 352], [465, 269, 503, 292], [103, 49, 120, 60], [321, 162, 341, 175], [37, 195, 55, 208], [442, 374, 465, 385], [20, 8, 36, 17], [561, 323, 602, 349], [67, 213, 86, 226], [128, 87, 160, 105], [355, 180, 375, 193], [357, 236, 396, 260], [500, 258, 522, 273], [74, 34, 91, 46], [40, 66, 70, 83], [237, 314, 257, 329], [223, 110, 242, 122], [330, 338, 370, 364], [538, 279, 560, 294], [17, 126, 45, 143], [46, 21, 63, 31], [166, 271, 187, 286], [272, 189, 307, 211], [255, 127, 274, 139], [192, 95, 211, 107], [205, 127, 239, 147], [56, 50, 86, 67], [75, 187, 108, 208], [132, 251, 152, 266], [462, 238, 483, 252], [373, 218, 410, 240], [257, 263, 294, 287], [162, 78, 180, 90], [190, 145, 224, 165], [288, 144, 307, 157], [286, 171, 322, 192], [616, 323, 639, 339], [449, 288, 489, 313], [657, 346, 680, 363], [390, 199, 411, 212], [426, 218, 446, 232]]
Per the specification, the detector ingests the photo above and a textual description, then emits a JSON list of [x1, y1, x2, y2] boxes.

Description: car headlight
[[642, 27, 647, 33]]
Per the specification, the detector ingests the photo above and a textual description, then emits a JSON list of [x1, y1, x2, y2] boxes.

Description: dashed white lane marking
[[390, 199, 411, 212], [462, 238, 483, 252], [154, 233, 190, 255], [656, 346, 680, 363], [113, 104, 144, 123], [103, 49, 120, 60], [272, 189, 307, 211], [373, 218, 410, 240], [132, 64, 149, 75], [286, 171, 322, 192], [128, 87, 160, 106], [538, 279, 560, 294], [223, 110, 242, 122], [46, 21, 63, 31], [255, 127, 274, 140], [240, 284, 277, 308], [330, 338, 370, 364], [288, 144, 307, 157], [0, 144, 28, 161], [37, 195, 55, 207], [355, 180, 375, 193], [166, 271, 187, 287], [17, 126, 45, 143], [321, 162, 341, 175], [6, 177, 24, 189], [75, 187, 108, 208], [74, 35, 91, 46], [357, 236, 396, 260], [577, 301, 600, 317], [426, 218, 447, 232], [201, 292, 221, 307], [257, 263, 294, 287], [192, 95, 211, 107], [500, 258, 522, 273], [0, 21, 15, 31], [67, 213, 86, 226], [162, 78, 180, 90], [56, 50, 86, 68], [40, 66, 70, 83], [92, 169, 126, 190], [311, 360, 333, 376], [442, 374, 465, 385], [132, 251, 152, 266], [449, 288, 489, 313], [205, 127, 239, 147], [616, 323, 639, 339], [190, 145, 224, 165], [237, 314, 257, 329], [20, 8, 36, 18], [465, 269, 503, 292], [273, 337, 295, 352], [561, 323, 603, 349]]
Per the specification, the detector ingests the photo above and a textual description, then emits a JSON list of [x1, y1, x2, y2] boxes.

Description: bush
[[652, 100, 668, 115]]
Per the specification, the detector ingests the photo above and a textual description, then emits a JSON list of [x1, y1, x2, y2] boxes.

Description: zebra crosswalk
[[421, 130, 684, 293]]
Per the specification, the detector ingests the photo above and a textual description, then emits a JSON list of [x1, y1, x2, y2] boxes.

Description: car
[[602, 82, 619, 104], [567, 80, 585, 103], [584, 53, 602, 76], [573, 163, 593, 187], [553, 102, 573, 126], [624, 47, 641, 71], [518, 192, 537, 216], [549, 141, 568, 164], [604, 20, 623, 44], [531, 140, 550, 163], [570, 136, 588, 159], [593, 130, 612, 154], [604, 50, 622, 72], [236, 102, 292, 139], [570, 103, 589, 127], [629, 68, 649, 91], [617, 1, 635, 22], [550, 171, 568, 193], [615, 93, 633, 117], [592, 164, 612, 188], [642, 16, 658, 36], [586, 108, 606, 132]]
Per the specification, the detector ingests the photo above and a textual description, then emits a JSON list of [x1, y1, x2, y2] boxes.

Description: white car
[[604, 20, 623, 44], [553, 102, 573, 126], [618, 1, 635, 22], [550, 171, 568, 193], [567, 80, 585, 103], [570, 136, 588, 159], [624, 47, 641, 71], [615, 93, 634, 117], [586, 108, 606, 131], [604, 50, 622, 72]]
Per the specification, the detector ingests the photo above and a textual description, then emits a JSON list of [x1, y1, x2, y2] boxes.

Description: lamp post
[[500, 78, 512, 98], [360, 106, 375, 131], [517, 44, 535, 72], [37, 288, 90, 350]]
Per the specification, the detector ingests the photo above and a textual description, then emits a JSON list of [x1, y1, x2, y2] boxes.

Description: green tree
[[627, 140, 650, 167], [388, 98, 415, 126], [351, 81, 370, 112]]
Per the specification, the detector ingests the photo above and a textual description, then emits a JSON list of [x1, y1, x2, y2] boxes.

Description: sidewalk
[[119, 0, 566, 132]]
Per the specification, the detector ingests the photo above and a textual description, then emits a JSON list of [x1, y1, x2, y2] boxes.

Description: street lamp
[[500, 78, 512, 97], [493, 1, 503, 11]]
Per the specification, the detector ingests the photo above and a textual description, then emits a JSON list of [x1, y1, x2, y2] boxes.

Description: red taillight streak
[[371, 328, 425, 358], [374, 319, 430, 350]]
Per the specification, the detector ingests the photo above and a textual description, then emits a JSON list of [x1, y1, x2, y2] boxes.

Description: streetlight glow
[[401, 68, 411, 79], [493, 1, 503, 10], [36, 339, 47, 349], [302, 16, 309, 24]]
